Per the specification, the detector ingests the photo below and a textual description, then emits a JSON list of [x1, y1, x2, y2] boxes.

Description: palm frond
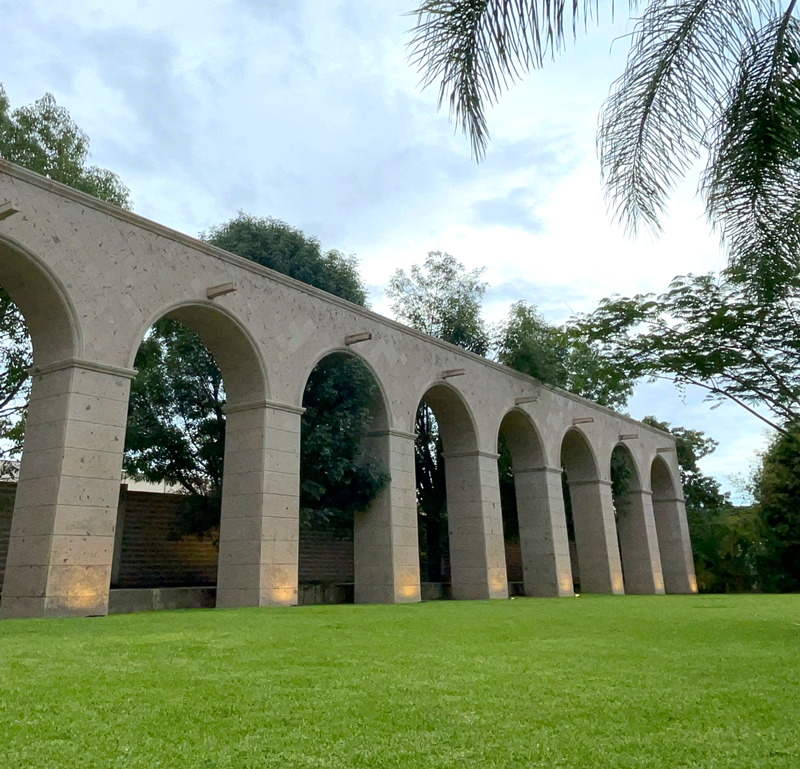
[[599, 0, 768, 236], [703, 4, 800, 301], [408, 0, 608, 159]]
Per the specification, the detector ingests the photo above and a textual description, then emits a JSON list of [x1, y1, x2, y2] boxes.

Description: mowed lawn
[[0, 595, 798, 768]]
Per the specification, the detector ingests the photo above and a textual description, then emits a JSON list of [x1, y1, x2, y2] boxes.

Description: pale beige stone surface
[[0, 160, 697, 618]]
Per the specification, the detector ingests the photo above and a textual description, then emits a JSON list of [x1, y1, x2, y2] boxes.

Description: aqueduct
[[0, 160, 697, 619]]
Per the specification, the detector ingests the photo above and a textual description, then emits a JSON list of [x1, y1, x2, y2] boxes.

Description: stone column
[[216, 399, 303, 608], [616, 489, 665, 595], [653, 495, 697, 594], [514, 466, 574, 597], [354, 429, 420, 604], [442, 450, 508, 600], [568, 479, 625, 594], [0, 359, 133, 619]]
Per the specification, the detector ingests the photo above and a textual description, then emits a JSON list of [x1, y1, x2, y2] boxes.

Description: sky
[[0, 0, 772, 500]]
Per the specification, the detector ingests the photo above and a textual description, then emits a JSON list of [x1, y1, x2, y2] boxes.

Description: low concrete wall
[[298, 583, 354, 605], [109, 587, 217, 614]]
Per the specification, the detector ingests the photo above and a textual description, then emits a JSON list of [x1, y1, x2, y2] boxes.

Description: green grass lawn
[[0, 595, 798, 768]]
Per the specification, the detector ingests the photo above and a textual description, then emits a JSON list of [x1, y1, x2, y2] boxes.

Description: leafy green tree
[[0, 85, 132, 459], [124, 214, 387, 538], [1, 86, 131, 208], [750, 425, 800, 592], [300, 355, 390, 533], [575, 273, 800, 435], [387, 251, 490, 580], [496, 301, 633, 410], [205, 213, 366, 306], [124, 320, 225, 537], [409, 1, 800, 299], [387, 251, 489, 354]]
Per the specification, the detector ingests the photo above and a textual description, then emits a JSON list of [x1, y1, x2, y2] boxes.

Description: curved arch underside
[[164, 304, 268, 407], [0, 236, 80, 366]]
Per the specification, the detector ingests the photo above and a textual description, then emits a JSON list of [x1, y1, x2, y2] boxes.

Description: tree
[[1, 86, 131, 208], [124, 214, 387, 538], [0, 85, 132, 459], [574, 273, 800, 435], [496, 301, 633, 410], [387, 251, 490, 580], [409, 1, 800, 299], [750, 424, 800, 591], [204, 213, 366, 306], [387, 250, 490, 354]]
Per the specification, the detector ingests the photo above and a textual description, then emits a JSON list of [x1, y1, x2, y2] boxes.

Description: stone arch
[[414, 380, 479, 455], [651, 455, 697, 594], [651, 454, 678, 499], [297, 345, 390, 433], [0, 232, 82, 365], [296, 346, 398, 604], [121, 300, 283, 609], [612, 444, 664, 595], [561, 427, 600, 482], [497, 407, 545, 469], [414, 381, 506, 600], [129, 300, 268, 407], [497, 409, 573, 596], [560, 428, 624, 594]]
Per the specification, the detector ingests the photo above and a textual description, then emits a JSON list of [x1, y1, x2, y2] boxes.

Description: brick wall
[[0, 484, 536, 594], [299, 530, 353, 584], [115, 491, 219, 588], [0, 483, 14, 593]]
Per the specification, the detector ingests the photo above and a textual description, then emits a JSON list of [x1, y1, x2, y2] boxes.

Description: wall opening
[[610, 444, 642, 586], [497, 409, 546, 594], [298, 350, 390, 605], [115, 303, 268, 601], [0, 236, 80, 600], [414, 383, 479, 600]]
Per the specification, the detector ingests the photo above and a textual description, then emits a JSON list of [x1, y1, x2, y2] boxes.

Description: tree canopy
[[387, 250, 490, 355], [1, 86, 131, 208], [495, 301, 634, 410], [205, 213, 367, 306], [0, 85, 132, 459], [573, 273, 800, 434]]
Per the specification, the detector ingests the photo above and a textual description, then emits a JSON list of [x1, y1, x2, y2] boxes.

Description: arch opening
[[113, 305, 269, 603], [497, 409, 546, 594], [560, 428, 624, 594], [611, 443, 664, 594], [415, 383, 498, 600], [297, 350, 390, 605], [0, 237, 82, 606], [651, 454, 697, 594]]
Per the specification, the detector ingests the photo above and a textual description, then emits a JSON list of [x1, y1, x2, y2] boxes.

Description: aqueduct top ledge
[[0, 159, 679, 489]]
